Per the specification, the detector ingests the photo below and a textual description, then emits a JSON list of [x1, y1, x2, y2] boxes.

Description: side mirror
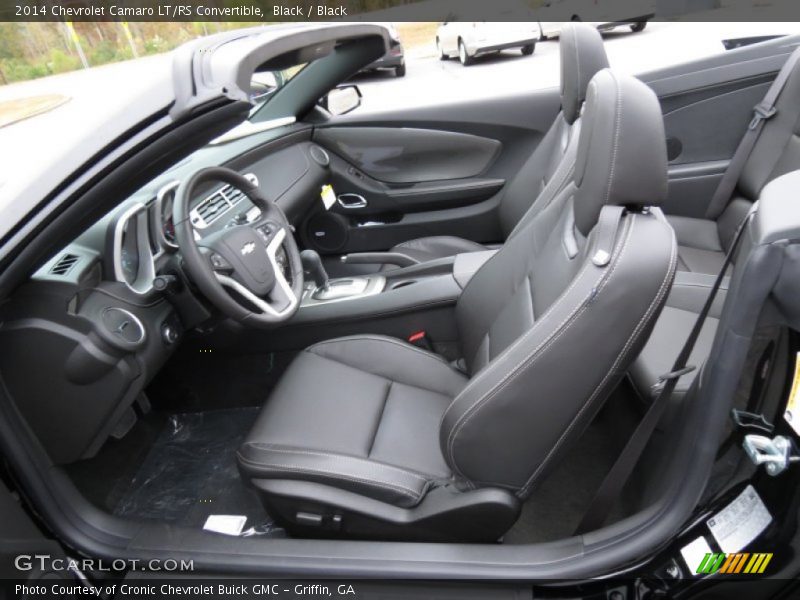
[[250, 71, 282, 105], [323, 85, 362, 116]]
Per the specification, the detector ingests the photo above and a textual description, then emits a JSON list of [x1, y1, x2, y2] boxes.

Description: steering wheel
[[174, 167, 304, 327]]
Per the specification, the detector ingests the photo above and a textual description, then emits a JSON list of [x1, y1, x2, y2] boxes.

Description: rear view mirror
[[323, 85, 362, 116]]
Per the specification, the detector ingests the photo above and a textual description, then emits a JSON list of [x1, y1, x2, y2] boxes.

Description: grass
[[0, 94, 69, 128]]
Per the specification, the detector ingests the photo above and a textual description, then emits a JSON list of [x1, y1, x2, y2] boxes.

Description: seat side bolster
[[237, 443, 432, 508], [441, 214, 677, 495]]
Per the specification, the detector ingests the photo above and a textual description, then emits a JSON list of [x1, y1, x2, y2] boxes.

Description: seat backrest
[[716, 49, 800, 250], [441, 70, 678, 497], [498, 23, 609, 238]]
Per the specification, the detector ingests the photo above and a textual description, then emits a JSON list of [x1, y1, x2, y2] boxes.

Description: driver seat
[[238, 71, 678, 542]]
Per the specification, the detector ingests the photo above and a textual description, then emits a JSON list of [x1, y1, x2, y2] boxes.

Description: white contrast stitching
[[446, 211, 637, 479], [518, 217, 678, 496], [245, 444, 431, 483], [238, 457, 424, 500], [308, 334, 450, 364]]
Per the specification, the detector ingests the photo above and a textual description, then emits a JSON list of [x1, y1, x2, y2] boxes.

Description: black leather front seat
[[382, 23, 609, 267], [238, 71, 677, 542]]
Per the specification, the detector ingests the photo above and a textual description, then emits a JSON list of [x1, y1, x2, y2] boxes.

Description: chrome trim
[[337, 193, 367, 209], [155, 180, 180, 250], [214, 228, 298, 318], [301, 275, 385, 307], [103, 307, 147, 345], [113, 203, 156, 296]]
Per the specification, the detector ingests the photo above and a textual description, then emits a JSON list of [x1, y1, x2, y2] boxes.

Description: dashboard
[[87, 136, 331, 297], [108, 172, 261, 296], [2, 133, 332, 465]]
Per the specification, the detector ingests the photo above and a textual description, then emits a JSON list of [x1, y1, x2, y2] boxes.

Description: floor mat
[[502, 385, 640, 544], [114, 408, 281, 536]]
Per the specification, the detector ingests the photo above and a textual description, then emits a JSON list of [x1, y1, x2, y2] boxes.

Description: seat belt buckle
[[749, 102, 777, 130], [408, 330, 433, 351]]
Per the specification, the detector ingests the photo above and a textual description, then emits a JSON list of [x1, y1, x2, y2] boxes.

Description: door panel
[[640, 35, 798, 218], [305, 35, 798, 254], [306, 88, 562, 255], [659, 78, 771, 217], [315, 127, 501, 183]]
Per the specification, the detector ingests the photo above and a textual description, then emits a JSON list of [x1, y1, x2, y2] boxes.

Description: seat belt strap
[[705, 47, 800, 220], [574, 212, 753, 535]]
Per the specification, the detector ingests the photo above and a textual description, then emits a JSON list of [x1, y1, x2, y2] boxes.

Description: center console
[[291, 249, 497, 325]]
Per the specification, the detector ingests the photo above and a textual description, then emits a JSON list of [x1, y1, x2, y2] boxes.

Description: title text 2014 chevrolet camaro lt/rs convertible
[[2, 21, 800, 597]]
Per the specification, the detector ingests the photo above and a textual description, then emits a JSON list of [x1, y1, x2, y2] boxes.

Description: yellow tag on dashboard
[[321, 185, 336, 210], [784, 353, 800, 436]]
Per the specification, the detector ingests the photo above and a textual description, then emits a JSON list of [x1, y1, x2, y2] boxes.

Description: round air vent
[[309, 144, 330, 168]]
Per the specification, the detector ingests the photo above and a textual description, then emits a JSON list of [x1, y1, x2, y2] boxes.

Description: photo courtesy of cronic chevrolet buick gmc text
[[2, 20, 800, 599]]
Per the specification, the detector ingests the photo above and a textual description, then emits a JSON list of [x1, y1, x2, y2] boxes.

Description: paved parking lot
[[353, 21, 797, 111], [0, 21, 797, 196]]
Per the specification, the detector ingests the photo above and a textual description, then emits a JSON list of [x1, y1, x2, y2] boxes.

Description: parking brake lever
[[300, 249, 329, 289]]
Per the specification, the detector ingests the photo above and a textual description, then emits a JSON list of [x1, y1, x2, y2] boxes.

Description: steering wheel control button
[[101, 307, 146, 346], [209, 252, 232, 271], [256, 223, 276, 242]]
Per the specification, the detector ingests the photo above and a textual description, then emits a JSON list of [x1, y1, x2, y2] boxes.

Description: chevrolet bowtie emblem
[[241, 242, 256, 256]]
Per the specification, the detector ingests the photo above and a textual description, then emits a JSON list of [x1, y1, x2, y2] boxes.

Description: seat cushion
[[667, 215, 726, 275], [628, 269, 729, 402], [237, 335, 468, 508], [389, 236, 489, 264], [629, 305, 718, 401]]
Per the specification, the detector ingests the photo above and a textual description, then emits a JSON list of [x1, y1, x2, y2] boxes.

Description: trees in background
[[0, 22, 252, 84]]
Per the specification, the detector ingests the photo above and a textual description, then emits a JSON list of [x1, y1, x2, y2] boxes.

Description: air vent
[[225, 186, 248, 206], [189, 173, 258, 229], [49, 253, 79, 276], [193, 192, 230, 226]]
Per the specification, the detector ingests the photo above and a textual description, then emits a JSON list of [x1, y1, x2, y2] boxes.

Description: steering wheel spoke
[[174, 167, 304, 326]]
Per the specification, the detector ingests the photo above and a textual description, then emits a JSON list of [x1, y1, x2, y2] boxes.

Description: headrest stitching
[[575, 30, 582, 105], [603, 71, 623, 207]]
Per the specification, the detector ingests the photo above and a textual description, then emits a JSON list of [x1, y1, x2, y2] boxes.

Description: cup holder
[[390, 280, 417, 290]]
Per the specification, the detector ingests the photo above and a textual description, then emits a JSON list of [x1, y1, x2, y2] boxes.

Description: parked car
[[538, 0, 655, 38], [357, 22, 406, 77], [2, 20, 800, 598], [436, 22, 540, 65]]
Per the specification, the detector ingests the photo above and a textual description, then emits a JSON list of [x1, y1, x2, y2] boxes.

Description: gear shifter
[[300, 249, 329, 290]]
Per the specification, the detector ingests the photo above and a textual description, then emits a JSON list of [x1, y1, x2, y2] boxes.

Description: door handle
[[338, 193, 367, 209]]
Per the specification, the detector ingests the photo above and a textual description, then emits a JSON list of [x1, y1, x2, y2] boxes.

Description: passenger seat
[[631, 47, 800, 401], [381, 24, 609, 266]]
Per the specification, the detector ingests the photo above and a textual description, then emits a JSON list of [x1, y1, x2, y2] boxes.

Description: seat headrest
[[560, 23, 610, 125], [573, 69, 668, 236]]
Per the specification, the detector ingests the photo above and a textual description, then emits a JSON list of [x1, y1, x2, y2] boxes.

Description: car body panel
[[437, 22, 540, 58], [538, 0, 655, 37]]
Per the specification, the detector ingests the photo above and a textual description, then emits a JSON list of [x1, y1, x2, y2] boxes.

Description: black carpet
[[503, 386, 640, 544], [113, 407, 281, 536]]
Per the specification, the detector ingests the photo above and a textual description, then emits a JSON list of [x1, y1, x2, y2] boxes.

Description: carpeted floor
[[503, 385, 641, 543], [112, 407, 279, 535]]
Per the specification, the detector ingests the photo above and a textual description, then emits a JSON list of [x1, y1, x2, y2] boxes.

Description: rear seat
[[630, 48, 800, 400]]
